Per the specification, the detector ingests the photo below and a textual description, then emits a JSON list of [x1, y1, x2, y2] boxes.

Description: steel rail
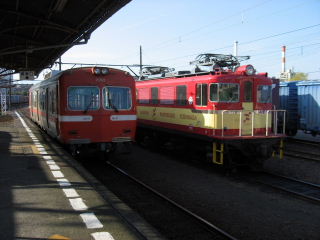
[[251, 171, 320, 204], [106, 161, 238, 240]]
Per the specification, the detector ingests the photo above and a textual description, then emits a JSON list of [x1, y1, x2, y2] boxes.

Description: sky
[[37, 0, 320, 81]]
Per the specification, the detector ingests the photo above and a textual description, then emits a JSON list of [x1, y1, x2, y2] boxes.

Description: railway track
[[284, 138, 320, 162], [105, 161, 238, 240], [243, 171, 320, 204]]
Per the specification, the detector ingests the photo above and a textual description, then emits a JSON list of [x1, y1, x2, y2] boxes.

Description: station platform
[[0, 110, 163, 240]]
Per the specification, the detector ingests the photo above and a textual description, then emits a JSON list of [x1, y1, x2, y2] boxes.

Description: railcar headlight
[[101, 68, 109, 74], [245, 65, 255, 75], [94, 68, 101, 75]]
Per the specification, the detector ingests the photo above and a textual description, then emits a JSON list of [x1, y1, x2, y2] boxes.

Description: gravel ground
[[109, 145, 320, 240], [264, 135, 320, 185], [264, 155, 320, 185]]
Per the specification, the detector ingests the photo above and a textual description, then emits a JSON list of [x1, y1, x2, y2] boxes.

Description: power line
[[240, 23, 320, 46], [145, 0, 308, 54], [109, 0, 274, 63], [144, 0, 274, 51], [149, 23, 320, 65]]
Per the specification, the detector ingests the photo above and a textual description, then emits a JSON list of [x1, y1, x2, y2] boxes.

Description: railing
[[221, 110, 286, 137]]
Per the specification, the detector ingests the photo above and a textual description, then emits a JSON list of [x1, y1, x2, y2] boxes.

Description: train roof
[[136, 66, 269, 83], [296, 80, 320, 86], [29, 67, 127, 90]]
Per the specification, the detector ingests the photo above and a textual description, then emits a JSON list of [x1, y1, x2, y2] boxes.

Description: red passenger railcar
[[29, 67, 136, 155], [136, 54, 285, 167]]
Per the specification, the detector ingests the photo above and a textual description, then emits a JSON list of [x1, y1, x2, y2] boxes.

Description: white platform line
[[57, 178, 71, 187], [80, 213, 103, 229], [15, 111, 109, 234], [91, 232, 115, 240], [46, 160, 56, 165], [51, 170, 64, 178], [62, 188, 79, 198], [69, 198, 88, 211], [49, 164, 60, 170]]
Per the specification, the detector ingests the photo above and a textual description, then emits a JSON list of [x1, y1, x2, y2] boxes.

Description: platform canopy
[[0, 0, 131, 77]]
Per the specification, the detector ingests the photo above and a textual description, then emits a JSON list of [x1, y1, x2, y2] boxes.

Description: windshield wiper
[[107, 93, 119, 112], [83, 95, 94, 114]]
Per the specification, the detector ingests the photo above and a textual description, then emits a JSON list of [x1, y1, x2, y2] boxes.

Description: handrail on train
[[221, 110, 286, 137]]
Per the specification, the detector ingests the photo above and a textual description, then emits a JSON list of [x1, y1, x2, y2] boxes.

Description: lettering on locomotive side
[[179, 114, 197, 120], [160, 112, 175, 118]]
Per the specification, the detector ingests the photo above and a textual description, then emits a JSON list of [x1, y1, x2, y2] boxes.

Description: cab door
[[241, 80, 254, 135]]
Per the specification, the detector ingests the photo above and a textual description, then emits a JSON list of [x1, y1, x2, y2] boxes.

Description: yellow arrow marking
[[48, 234, 71, 240]]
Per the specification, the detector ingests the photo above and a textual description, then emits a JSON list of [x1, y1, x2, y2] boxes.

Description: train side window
[[176, 85, 187, 105], [48, 90, 52, 113], [151, 87, 159, 104], [196, 84, 207, 106], [209, 84, 218, 101], [219, 83, 239, 102], [138, 88, 149, 104], [244, 81, 253, 102], [33, 92, 37, 107], [160, 86, 174, 104], [257, 85, 272, 103]]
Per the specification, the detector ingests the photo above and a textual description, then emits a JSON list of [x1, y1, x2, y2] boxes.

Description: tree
[[290, 72, 308, 81]]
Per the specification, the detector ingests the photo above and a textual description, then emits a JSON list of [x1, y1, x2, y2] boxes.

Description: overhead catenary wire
[[143, 0, 308, 54], [147, 23, 320, 66]]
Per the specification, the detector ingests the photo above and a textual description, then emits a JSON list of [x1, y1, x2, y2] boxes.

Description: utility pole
[[8, 74, 11, 111], [139, 45, 142, 75], [233, 41, 238, 57], [59, 57, 62, 71]]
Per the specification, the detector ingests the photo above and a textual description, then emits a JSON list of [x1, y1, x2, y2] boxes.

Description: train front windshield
[[103, 87, 132, 110], [68, 86, 100, 111]]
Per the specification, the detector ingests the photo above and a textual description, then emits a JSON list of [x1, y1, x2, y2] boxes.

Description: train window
[[68, 86, 100, 111], [40, 91, 45, 110], [48, 90, 52, 113], [160, 86, 174, 104], [33, 92, 37, 107], [196, 84, 207, 106], [138, 88, 149, 104], [244, 81, 253, 102], [103, 87, 132, 110], [151, 87, 159, 104], [209, 84, 218, 101], [218, 83, 239, 102], [257, 85, 272, 103], [176, 85, 187, 105]]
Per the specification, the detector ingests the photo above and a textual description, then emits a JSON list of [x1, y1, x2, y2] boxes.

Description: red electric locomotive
[[29, 67, 136, 155], [136, 54, 285, 167]]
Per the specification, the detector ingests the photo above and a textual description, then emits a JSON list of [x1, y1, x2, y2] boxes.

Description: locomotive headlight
[[94, 68, 101, 75], [101, 68, 109, 74], [245, 65, 255, 75]]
